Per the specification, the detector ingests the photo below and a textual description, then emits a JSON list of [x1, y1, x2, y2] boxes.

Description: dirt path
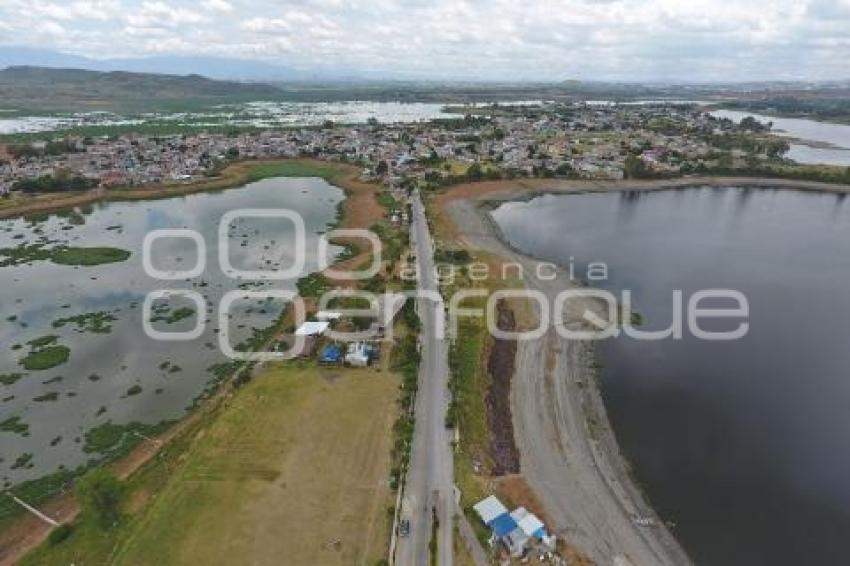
[[433, 175, 850, 563], [0, 158, 385, 565], [445, 195, 688, 565], [0, 410, 188, 565]]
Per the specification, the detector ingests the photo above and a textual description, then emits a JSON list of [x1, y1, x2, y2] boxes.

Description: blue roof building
[[319, 344, 342, 364]]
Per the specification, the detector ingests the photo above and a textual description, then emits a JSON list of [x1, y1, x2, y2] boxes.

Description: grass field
[[22, 362, 400, 566]]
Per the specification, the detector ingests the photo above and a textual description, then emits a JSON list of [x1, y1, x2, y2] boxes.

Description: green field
[[22, 362, 399, 566]]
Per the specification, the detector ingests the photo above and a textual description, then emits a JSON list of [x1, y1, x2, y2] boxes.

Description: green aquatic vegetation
[[53, 311, 117, 334], [33, 392, 59, 402], [0, 372, 25, 385], [149, 306, 195, 325], [124, 385, 142, 397], [11, 453, 33, 470], [158, 361, 182, 373], [27, 335, 59, 348], [83, 422, 128, 454], [82, 421, 168, 455], [0, 244, 131, 267], [0, 416, 30, 436], [20, 345, 70, 370]]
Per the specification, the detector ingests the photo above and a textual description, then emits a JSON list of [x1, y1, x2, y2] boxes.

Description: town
[[0, 102, 790, 196]]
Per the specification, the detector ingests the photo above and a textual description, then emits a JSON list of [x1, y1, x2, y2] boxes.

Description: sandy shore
[[434, 176, 850, 565]]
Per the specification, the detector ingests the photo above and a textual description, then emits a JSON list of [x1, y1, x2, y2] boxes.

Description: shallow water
[[0, 177, 343, 485], [711, 109, 850, 166], [0, 101, 464, 134], [492, 187, 850, 564]]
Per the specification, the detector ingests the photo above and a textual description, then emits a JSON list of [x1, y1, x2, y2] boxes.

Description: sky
[[1, 0, 850, 82]]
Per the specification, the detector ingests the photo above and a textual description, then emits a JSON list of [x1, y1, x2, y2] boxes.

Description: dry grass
[[112, 363, 399, 566]]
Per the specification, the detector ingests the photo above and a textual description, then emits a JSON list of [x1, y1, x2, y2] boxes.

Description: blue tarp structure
[[489, 513, 518, 538], [320, 344, 342, 363]]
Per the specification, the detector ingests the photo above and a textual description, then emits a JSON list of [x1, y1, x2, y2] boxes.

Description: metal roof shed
[[473, 495, 508, 525], [518, 514, 545, 538], [295, 321, 330, 336], [490, 513, 519, 538]]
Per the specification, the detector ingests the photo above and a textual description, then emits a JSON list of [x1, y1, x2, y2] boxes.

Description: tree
[[466, 162, 483, 181], [76, 468, 124, 528], [375, 160, 389, 175], [623, 154, 651, 179], [740, 116, 768, 132]]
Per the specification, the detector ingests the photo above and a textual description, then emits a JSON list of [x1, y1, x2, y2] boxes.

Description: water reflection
[[0, 177, 343, 485], [492, 186, 850, 564]]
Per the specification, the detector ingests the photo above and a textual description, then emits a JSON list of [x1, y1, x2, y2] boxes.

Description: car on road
[[399, 519, 410, 538]]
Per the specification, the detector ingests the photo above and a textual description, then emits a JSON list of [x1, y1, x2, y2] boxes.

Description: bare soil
[[485, 300, 520, 475]]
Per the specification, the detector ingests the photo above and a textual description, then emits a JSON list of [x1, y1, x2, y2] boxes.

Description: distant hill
[[0, 46, 304, 82], [0, 66, 284, 112]]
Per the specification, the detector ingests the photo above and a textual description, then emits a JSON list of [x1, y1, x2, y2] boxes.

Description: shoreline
[[0, 159, 385, 564], [0, 157, 363, 220], [438, 176, 850, 563], [432, 175, 850, 564]]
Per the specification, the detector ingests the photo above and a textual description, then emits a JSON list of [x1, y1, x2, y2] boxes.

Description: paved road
[[395, 192, 453, 566]]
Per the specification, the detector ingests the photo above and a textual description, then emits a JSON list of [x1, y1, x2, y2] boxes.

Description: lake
[[711, 109, 850, 167], [0, 177, 343, 486], [0, 101, 465, 134], [492, 187, 850, 565]]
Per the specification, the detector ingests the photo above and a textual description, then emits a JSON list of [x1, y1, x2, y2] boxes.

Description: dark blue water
[[492, 187, 850, 565]]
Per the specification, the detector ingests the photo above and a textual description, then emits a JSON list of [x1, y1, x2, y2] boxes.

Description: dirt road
[[444, 193, 691, 566]]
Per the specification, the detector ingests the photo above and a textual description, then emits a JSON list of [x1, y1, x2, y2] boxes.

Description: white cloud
[[126, 1, 208, 28], [0, 0, 849, 81], [202, 0, 233, 12], [240, 17, 291, 33]]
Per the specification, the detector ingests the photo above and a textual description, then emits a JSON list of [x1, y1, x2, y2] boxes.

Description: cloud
[[240, 18, 291, 33], [126, 1, 208, 28], [36, 20, 67, 37], [0, 0, 849, 81], [201, 0, 233, 12]]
